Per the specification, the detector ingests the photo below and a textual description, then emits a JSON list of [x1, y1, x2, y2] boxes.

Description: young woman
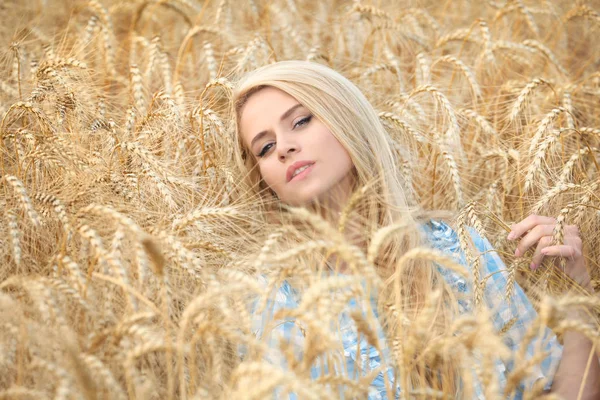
[[230, 60, 599, 398]]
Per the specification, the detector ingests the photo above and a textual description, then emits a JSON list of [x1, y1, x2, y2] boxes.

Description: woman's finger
[[514, 224, 554, 257], [540, 244, 590, 289], [564, 224, 580, 238], [563, 234, 582, 249], [530, 236, 553, 270], [508, 215, 556, 241], [540, 245, 580, 260]]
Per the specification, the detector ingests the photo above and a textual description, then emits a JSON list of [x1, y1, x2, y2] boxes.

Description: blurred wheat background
[[0, 0, 599, 398]]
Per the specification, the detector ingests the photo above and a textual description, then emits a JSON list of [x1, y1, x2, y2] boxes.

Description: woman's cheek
[[259, 163, 280, 192]]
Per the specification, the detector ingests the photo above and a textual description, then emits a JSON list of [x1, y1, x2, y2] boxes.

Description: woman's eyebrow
[[279, 103, 303, 122], [250, 103, 304, 148]]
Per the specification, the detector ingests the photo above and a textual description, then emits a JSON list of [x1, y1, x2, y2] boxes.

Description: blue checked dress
[[250, 220, 563, 398]]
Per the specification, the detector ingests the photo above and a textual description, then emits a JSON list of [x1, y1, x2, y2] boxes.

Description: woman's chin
[[279, 190, 321, 208], [280, 196, 313, 208]]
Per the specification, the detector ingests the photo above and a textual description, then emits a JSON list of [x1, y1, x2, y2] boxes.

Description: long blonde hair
[[230, 60, 461, 394]]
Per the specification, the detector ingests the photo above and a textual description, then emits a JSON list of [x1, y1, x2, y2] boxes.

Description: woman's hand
[[507, 215, 593, 292]]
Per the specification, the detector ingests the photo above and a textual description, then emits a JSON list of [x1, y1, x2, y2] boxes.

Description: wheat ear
[[509, 78, 552, 121], [4, 175, 41, 228]]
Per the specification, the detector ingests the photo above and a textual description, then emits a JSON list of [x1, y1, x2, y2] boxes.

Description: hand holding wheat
[[508, 215, 592, 292]]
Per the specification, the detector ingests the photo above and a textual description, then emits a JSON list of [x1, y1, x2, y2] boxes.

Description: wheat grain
[[517, 2, 540, 36], [4, 176, 41, 228], [579, 127, 600, 138], [59, 256, 87, 295], [564, 4, 600, 25], [532, 182, 584, 213], [32, 193, 70, 235], [46, 277, 92, 314], [203, 42, 218, 81], [403, 7, 441, 38], [524, 126, 564, 193], [458, 108, 497, 137], [89, 0, 117, 78], [558, 147, 596, 184], [155, 232, 204, 281], [410, 85, 461, 150], [379, 112, 427, 143], [350, 4, 390, 20], [435, 27, 481, 48], [29, 356, 71, 400], [523, 40, 568, 76], [505, 259, 522, 301], [130, 64, 145, 114], [457, 208, 483, 307], [572, 183, 599, 224], [172, 206, 240, 230], [551, 203, 577, 275], [382, 47, 404, 91], [1, 101, 54, 135], [416, 53, 431, 86], [5, 209, 21, 267], [0, 387, 47, 399], [393, 93, 427, 122], [440, 149, 464, 208], [529, 108, 565, 156], [561, 90, 575, 129], [367, 221, 412, 264], [82, 15, 100, 48], [80, 353, 128, 400], [159, 45, 173, 95], [478, 20, 495, 65], [510, 78, 552, 121], [432, 56, 482, 100], [485, 180, 502, 218]]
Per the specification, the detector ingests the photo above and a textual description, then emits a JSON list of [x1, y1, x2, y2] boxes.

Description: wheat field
[[0, 0, 599, 398]]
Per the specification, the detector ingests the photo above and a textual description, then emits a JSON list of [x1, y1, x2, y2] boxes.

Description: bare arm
[[509, 215, 600, 399], [551, 329, 600, 400]]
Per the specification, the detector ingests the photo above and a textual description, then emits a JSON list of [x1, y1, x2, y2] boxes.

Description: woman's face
[[239, 87, 355, 207]]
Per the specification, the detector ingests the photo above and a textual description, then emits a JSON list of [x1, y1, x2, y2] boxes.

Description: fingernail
[[507, 232, 515, 240], [530, 262, 537, 270], [514, 248, 521, 257]]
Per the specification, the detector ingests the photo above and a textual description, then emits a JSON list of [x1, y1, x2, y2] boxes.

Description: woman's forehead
[[240, 87, 297, 111], [238, 88, 303, 142]]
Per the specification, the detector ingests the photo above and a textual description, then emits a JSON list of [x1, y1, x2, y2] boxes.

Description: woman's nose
[[277, 138, 299, 161]]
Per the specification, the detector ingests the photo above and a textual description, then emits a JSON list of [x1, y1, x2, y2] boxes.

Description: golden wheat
[[0, 0, 599, 398]]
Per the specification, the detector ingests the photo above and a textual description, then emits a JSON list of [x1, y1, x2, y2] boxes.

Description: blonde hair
[[230, 60, 460, 394]]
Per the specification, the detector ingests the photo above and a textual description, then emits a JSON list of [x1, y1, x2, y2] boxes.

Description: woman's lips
[[289, 163, 315, 182]]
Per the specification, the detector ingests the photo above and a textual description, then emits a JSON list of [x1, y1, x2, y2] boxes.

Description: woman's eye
[[257, 142, 274, 157], [255, 115, 312, 158], [293, 115, 312, 129]]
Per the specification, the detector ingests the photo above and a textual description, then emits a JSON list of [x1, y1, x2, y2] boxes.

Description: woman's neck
[[309, 197, 367, 274]]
